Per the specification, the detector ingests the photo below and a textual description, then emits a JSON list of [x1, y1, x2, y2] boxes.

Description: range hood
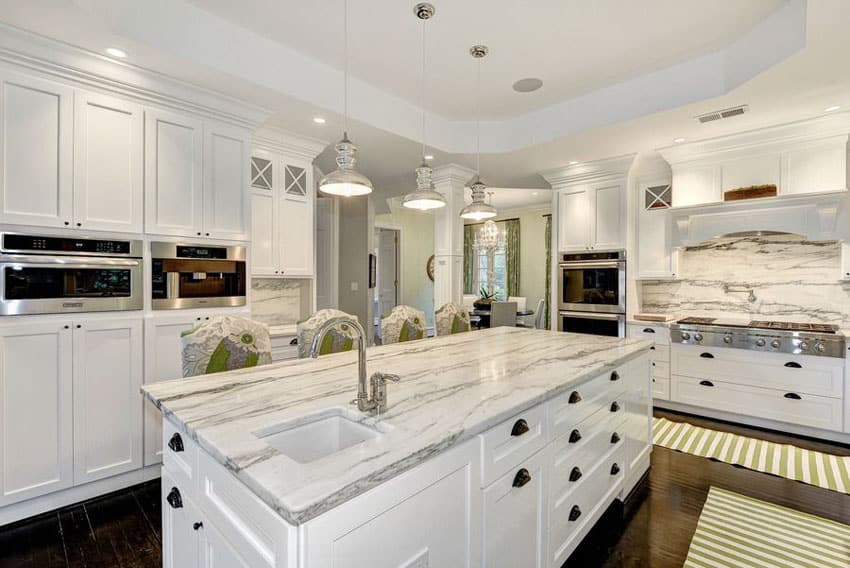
[[670, 191, 847, 247]]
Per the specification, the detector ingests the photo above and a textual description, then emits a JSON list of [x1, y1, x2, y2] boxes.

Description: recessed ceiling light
[[673, 137, 686, 143], [105, 47, 127, 58], [313, 116, 326, 124], [512, 78, 543, 93], [824, 105, 841, 113], [424, 154, 434, 160], [569, 161, 578, 165], [532, 192, 539, 196]]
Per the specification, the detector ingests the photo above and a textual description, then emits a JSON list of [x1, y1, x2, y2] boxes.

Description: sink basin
[[255, 409, 387, 464]]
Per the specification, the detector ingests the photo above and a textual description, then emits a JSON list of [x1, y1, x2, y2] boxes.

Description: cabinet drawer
[[652, 360, 670, 380], [672, 375, 844, 432], [270, 345, 298, 362], [651, 377, 670, 400], [550, 369, 628, 440], [480, 403, 547, 487], [163, 420, 198, 490], [628, 324, 670, 345], [548, 446, 625, 567], [650, 344, 670, 363], [672, 345, 843, 398]]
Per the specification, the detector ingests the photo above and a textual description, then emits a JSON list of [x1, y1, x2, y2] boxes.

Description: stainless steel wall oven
[[151, 242, 246, 310], [557, 251, 626, 337]]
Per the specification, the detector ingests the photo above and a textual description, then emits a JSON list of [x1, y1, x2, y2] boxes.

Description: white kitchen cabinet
[[0, 71, 74, 228], [73, 91, 143, 233], [72, 318, 143, 484], [203, 122, 250, 241], [784, 137, 848, 195], [201, 519, 251, 568], [636, 177, 678, 279], [145, 109, 205, 238], [557, 183, 624, 253], [0, 322, 73, 506], [279, 160, 315, 276], [162, 471, 202, 568], [672, 165, 720, 207], [558, 188, 589, 252]]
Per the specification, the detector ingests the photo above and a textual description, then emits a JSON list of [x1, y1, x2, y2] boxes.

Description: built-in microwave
[[558, 251, 626, 314], [151, 242, 247, 310], [0, 233, 143, 315]]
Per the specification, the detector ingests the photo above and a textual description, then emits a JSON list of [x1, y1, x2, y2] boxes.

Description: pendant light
[[402, 3, 446, 210], [319, 0, 373, 197], [460, 44, 497, 220]]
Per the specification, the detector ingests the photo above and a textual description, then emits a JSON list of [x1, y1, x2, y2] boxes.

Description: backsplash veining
[[251, 279, 311, 326], [640, 235, 850, 328]]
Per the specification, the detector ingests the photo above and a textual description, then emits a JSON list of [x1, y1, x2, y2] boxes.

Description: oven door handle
[[0, 255, 141, 268], [559, 311, 623, 321], [559, 261, 622, 270]]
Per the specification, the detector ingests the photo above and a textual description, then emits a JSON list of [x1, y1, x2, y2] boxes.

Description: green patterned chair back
[[435, 302, 471, 336], [380, 305, 426, 345], [297, 309, 360, 358], [181, 316, 272, 377]]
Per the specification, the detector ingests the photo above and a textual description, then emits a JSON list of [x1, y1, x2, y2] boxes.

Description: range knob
[[800, 341, 810, 351], [681, 332, 691, 341], [694, 333, 703, 342], [755, 338, 766, 347], [723, 335, 732, 344], [815, 342, 826, 353], [771, 340, 781, 349]]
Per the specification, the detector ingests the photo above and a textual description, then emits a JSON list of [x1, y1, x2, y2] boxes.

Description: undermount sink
[[255, 408, 389, 464]]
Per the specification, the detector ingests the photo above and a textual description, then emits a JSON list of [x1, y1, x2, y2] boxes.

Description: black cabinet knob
[[611, 432, 621, 444], [569, 467, 582, 482], [699, 380, 714, 387], [642, 328, 655, 333], [569, 429, 582, 444], [64, 221, 70, 226], [197, 232, 202, 236], [63, 325, 70, 329], [784, 362, 802, 369], [610, 371, 620, 382], [75, 324, 81, 329], [700, 352, 714, 359], [166, 487, 183, 509], [76, 222, 81, 227], [193, 522, 203, 531], [205, 233, 210, 237], [610, 401, 620, 413], [568, 391, 582, 404], [168, 433, 184, 453], [569, 505, 582, 522], [650, 345, 655, 350], [512, 468, 532, 488], [510, 419, 530, 437], [610, 463, 621, 476], [784, 392, 802, 400]]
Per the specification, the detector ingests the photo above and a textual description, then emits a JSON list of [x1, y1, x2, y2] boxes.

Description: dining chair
[[508, 296, 527, 311], [381, 305, 427, 344], [296, 309, 360, 358], [534, 298, 546, 329], [490, 301, 518, 328], [435, 302, 472, 336], [181, 315, 272, 377]]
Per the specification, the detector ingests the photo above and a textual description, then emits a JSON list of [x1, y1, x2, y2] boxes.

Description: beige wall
[[338, 197, 375, 343]]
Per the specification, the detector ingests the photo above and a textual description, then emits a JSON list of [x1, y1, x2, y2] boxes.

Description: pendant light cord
[[421, 16, 427, 160], [343, 0, 349, 136], [475, 55, 481, 177]]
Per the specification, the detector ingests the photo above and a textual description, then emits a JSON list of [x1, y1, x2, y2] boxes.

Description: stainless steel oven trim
[[557, 310, 626, 337], [0, 233, 143, 258], [558, 261, 626, 314], [0, 256, 143, 316], [152, 296, 247, 310], [150, 242, 246, 260], [558, 261, 623, 270]]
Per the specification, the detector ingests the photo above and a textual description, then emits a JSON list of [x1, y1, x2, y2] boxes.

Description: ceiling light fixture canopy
[[319, 0, 373, 197], [460, 44, 497, 220], [402, 3, 445, 211]]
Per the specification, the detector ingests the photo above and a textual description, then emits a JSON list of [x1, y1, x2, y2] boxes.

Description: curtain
[[544, 214, 552, 330], [463, 224, 475, 295], [505, 219, 521, 298]]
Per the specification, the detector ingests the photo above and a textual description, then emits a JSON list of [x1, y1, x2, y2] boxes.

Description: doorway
[[374, 225, 401, 341]]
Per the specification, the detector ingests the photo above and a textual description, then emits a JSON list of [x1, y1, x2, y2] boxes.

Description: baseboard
[[0, 465, 161, 526]]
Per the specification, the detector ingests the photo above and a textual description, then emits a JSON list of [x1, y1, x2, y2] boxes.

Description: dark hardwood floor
[[2, 410, 850, 567]]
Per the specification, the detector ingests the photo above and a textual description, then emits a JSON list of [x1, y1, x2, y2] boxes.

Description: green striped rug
[[684, 487, 850, 567], [653, 417, 850, 494]]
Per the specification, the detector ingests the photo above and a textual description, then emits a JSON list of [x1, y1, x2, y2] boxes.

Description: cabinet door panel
[[558, 189, 589, 252], [145, 110, 204, 237], [636, 209, 672, 278], [278, 161, 314, 276], [673, 165, 720, 207], [0, 323, 73, 505], [591, 184, 623, 250], [73, 319, 143, 484], [250, 190, 278, 276], [162, 471, 201, 568], [73, 92, 143, 233], [201, 521, 251, 568], [0, 72, 73, 228], [203, 123, 250, 240]]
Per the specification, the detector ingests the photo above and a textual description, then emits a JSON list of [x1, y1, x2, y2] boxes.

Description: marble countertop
[[143, 327, 651, 526]]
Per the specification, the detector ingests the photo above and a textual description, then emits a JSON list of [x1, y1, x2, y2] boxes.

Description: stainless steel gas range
[[670, 317, 846, 359]]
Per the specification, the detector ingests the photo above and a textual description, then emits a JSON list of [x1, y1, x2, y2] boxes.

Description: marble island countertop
[[142, 327, 651, 526]]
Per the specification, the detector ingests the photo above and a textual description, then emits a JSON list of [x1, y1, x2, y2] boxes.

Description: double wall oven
[[0, 233, 143, 315], [557, 251, 626, 337]]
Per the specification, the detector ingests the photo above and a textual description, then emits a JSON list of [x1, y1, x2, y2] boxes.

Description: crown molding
[[0, 23, 271, 129], [432, 164, 477, 187], [253, 126, 328, 161], [540, 154, 636, 188]]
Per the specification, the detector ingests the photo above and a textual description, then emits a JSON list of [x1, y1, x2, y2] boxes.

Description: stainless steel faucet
[[309, 315, 400, 414]]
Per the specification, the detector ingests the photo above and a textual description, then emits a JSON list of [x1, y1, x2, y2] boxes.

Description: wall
[[337, 197, 375, 342], [375, 202, 435, 328], [639, 234, 850, 328], [251, 279, 312, 326]]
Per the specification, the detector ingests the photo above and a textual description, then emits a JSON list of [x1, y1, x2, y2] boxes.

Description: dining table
[[469, 307, 535, 329]]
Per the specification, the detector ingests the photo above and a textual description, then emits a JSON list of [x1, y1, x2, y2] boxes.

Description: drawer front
[[163, 420, 198, 490], [651, 377, 671, 400], [550, 370, 628, 439], [549, 407, 626, 508], [671, 345, 843, 398], [548, 446, 625, 567], [672, 375, 844, 432], [650, 344, 670, 363], [652, 360, 670, 380], [481, 403, 548, 487], [271, 345, 298, 362], [627, 324, 670, 345]]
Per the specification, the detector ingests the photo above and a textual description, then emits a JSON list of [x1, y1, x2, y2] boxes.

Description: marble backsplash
[[639, 235, 850, 328], [251, 278, 311, 326]]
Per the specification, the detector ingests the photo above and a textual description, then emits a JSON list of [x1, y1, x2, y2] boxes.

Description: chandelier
[[473, 219, 506, 251]]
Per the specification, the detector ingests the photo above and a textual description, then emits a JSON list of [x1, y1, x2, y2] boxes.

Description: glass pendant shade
[[459, 178, 497, 220], [318, 135, 373, 197], [402, 162, 446, 210]]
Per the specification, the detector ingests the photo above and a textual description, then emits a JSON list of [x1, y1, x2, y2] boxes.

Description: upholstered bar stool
[[180, 315, 272, 377], [435, 302, 472, 336], [380, 305, 426, 344], [296, 309, 360, 358]]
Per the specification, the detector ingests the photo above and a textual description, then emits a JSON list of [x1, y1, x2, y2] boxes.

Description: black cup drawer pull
[[512, 468, 532, 488], [511, 419, 530, 437], [610, 463, 621, 476], [166, 487, 183, 509], [610, 401, 620, 413], [784, 392, 802, 400], [168, 433, 184, 453], [610, 371, 620, 382], [569, 429, 582, 444], [568, 391, 582, 404], [193, 522, 204, 531], [569, 505, 582, 522], [569, 467, 582, 482], [699, 380, 714, 387], [784, 362, 802, 369], [611, 432, 621, 444], [642, 328, 655, 334], [700, 352, 714, 359], [289, 338, 298, 345]]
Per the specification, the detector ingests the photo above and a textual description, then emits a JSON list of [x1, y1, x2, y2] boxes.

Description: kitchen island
[[143, 327, 652, 568]]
